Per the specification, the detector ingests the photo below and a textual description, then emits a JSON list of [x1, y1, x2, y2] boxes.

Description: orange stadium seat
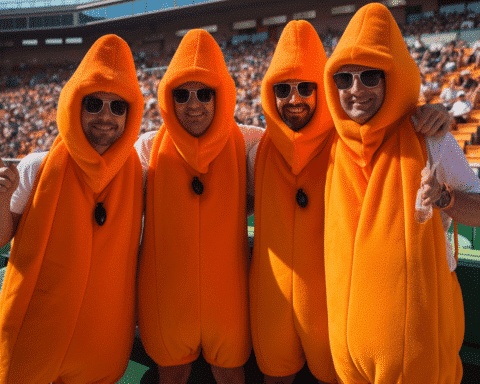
[[469, 110, 480, 120], [465, 144, 480, 157], [456, 123, 479, 137], [452, 131, 473, 144]]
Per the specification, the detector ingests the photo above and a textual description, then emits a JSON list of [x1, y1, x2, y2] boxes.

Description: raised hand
[[0, 158, 19, 199]]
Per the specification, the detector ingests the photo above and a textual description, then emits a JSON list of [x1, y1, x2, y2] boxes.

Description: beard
[[280, 103, 315, 131]]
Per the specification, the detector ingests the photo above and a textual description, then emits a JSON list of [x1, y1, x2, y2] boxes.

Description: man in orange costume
[[0, 35, 144, 383], [136, 29, 250, 384], [323, 3, 480, 383], [249, 17, 455, 384], [249, 20, 337, 384]]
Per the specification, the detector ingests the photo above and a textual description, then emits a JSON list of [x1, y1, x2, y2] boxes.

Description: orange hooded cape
[[137, 29, 250, 368], [323, 4, 464, 384], [249, 20, 336, 381], [0, 35, 144, 383]]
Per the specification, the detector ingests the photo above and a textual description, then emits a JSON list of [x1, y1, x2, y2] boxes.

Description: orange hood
[[261, 20, 333, 175], [157, 29, 236, 173], [57, 34, 144, 192], [324, 2, 420, 167]]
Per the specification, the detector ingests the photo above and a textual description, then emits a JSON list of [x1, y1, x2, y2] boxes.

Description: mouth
[[283, 104, 310, 116], [91, 123, 117, 131], [351, 98, 375, 110], [286, 107, 306, 114], [185, 110, 207, 120]]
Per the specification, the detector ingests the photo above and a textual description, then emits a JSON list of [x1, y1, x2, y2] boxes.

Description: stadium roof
[[0, 0, 222, 12]]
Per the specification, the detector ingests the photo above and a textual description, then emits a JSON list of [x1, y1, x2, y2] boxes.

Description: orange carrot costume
[[249, 20, 336, 382], [137, 29, 250, 368], [0, 35, 144, 383], [323, 4, 464, 384]]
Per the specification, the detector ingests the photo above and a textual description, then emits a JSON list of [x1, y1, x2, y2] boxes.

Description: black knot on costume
[[192, 177, 204, 195], [94, 203, 107, 226], [296, 189, 308, 208]]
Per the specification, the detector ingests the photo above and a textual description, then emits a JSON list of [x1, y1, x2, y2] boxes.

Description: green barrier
[[457, 249, 480, 366], [449, 223, 479, 250], [0, 242, 10, 269]]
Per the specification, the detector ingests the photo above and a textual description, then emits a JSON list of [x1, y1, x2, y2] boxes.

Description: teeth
[[93, 124, 114, 131], [287, 107, 304, 113]]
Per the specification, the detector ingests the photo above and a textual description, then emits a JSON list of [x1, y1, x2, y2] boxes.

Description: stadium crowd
[[2, 10, 480, 158], [401, 9, 480, 36], [0, 39, 279, 158]]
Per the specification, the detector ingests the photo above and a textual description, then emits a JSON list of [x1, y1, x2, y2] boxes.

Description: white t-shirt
[[10, 132, 480, 272]]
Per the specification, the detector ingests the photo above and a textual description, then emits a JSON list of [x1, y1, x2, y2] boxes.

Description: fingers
[[0, 163, 19, 195], [420, 173, 442, 206], [433, 114, 454, 137], [411, 106, 432, 134], [412, 104, 452, 137]]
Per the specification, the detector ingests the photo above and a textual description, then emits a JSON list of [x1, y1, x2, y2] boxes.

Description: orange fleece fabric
[[323, 4, 464, 384], [0, 35, 144, 384], [249, 20, 336, 381], [137, 29, 250, 368]]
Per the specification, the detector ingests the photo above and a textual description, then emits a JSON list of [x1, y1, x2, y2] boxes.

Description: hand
[[420, 167, 442, 207], [411, 103, 454, 137], [0, 158, 19, 200]]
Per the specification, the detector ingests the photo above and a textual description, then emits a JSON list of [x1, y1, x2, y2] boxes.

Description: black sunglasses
[[273, 82, 317, 99], [82, 96, 128, 116], [333, 70, 385, 90], [172, 88, 215, 104]]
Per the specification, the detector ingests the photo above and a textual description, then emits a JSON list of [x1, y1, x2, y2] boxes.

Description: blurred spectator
[[420, 73, 442, 103], [440, 78, 458, 109], [457, 69, 479, 94], [451, 90, 472, 123]]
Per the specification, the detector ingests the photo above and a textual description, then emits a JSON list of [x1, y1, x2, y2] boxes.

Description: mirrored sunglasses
[[273, 82, 317, 99], [82, 96, 128, 116], [333, 70, 385, 90], [172, 88, 215, 104]]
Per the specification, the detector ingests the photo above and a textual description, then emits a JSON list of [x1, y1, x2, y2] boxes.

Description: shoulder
[[17, 152, 48, 176], [10, 152, 48, 215], [135, 131, 157, 162], [135, 131, 157, 151], [238, 124, 265, 149]]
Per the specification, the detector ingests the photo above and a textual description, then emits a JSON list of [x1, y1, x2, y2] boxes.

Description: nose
[[187, 91, 201, 108], [97, 102, 113, 118], [288, 87, 302, 104], [350, 75, 365, 95]]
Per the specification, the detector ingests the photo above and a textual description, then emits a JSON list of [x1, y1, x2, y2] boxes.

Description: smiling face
[[336, 64, 386, 125], [173, 81, 215, 137], [81, 91, 128, 155], [274, 79, 317, 131]]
